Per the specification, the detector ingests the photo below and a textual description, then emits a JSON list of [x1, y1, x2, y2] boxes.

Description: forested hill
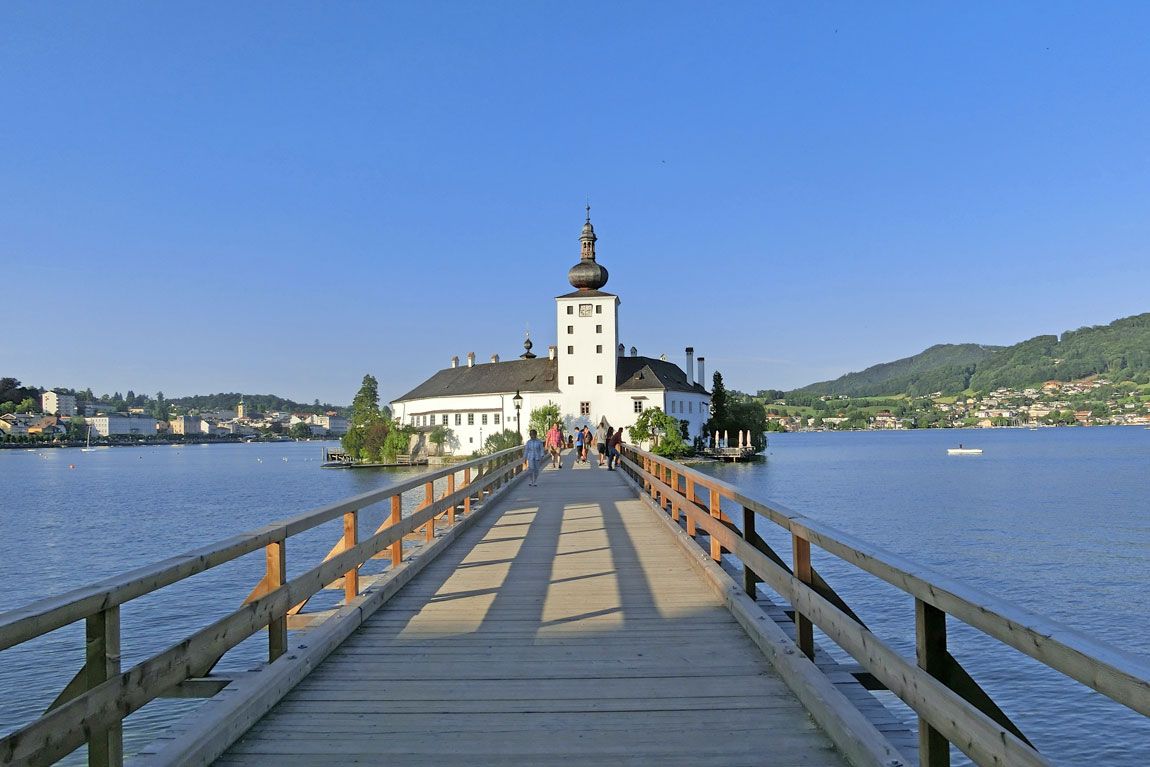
[[788, 312, 1150, 397], [968, 312, 1150, 391], [169, 392, 345, 414], [790, 343, 1001, 397]]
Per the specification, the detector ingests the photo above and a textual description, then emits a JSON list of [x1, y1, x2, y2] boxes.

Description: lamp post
[[513, 390, 523, 440]]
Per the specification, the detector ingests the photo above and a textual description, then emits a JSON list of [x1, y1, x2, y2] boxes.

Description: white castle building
[[391, 211, 711, 452]]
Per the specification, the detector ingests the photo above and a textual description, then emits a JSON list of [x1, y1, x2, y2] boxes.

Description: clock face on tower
[[578, 304, 593, 317]]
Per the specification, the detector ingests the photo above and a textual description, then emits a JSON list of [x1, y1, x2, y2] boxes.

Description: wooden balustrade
[[0, 448, 524, 767], [619, 445, 1150, 767]]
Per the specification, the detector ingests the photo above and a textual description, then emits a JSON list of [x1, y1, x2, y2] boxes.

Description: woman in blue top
[[573, 427, 584, 466]]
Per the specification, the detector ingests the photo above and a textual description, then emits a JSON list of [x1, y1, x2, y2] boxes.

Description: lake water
[[695, 427, 1150, 766], [1, 430, 1148, 765]]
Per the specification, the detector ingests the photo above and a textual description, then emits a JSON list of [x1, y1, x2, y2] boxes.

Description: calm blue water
[[0, 441, 429, 764], [1, 431, 1148, 765], [696, 427, 1150, 766]]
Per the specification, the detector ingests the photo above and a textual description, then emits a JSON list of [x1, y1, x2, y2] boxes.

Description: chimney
[[630, 346, 637, 357], [697, 356, 706, 387], [466, 352, 475, 368], [685, 347, 695, 386], [490, 354, 500, 364], [451, 355, 459, 369], [548, 345, 557, 361], [617, 343, 625, 357]]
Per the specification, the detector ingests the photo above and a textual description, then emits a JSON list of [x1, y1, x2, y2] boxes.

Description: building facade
[[87, 415, 159, 437], [391, 212, 710, 452], [41, 391, 77, 416]]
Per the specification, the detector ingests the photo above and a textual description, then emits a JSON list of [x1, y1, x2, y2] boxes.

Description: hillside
[[969, 313, 1150, 391], [788, 312, 1150, 397], [790, 343, 1001, 397]]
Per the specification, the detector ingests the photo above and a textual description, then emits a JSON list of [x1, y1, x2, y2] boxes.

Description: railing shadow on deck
[[618, 445, 1150, 767], [0, 448, 525, 767]]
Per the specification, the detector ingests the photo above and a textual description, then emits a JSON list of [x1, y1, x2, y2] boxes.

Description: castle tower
[[236, 397, 246, 420], [556, 207, 620, 422]]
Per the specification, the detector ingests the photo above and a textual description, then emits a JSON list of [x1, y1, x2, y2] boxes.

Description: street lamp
[[513, 390, 523, 439]]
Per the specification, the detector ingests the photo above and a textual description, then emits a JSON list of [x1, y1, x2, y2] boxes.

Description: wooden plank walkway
[[216, 452, 851, 766]]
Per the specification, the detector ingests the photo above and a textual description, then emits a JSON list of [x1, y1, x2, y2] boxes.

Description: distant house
[[87, 415, 159, 437]]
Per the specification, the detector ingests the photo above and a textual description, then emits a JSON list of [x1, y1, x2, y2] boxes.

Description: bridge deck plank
[[217, 456, 850, 765]]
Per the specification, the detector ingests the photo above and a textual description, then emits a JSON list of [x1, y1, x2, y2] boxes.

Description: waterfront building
[[169, 415, 207, 436], [86, 415, 159, 437], [391, 211, 711, 452], [41, 391, 76, 416]]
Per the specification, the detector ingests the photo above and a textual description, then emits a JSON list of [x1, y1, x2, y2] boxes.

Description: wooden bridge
[[2, 446, 1149, 766]]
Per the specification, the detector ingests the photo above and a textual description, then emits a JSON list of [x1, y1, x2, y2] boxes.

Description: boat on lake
[[947, 445, 983, 455]]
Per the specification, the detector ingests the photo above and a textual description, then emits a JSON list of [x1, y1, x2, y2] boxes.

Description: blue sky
[[3, 3, 1148, 405]]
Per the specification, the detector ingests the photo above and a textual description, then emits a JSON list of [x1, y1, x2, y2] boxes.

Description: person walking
[[545, 421, 563, 469], [595, 418, 608, 467], [607, 426, 623, 470], [523, 429, 547, 486], [573, 426, 585, 467]]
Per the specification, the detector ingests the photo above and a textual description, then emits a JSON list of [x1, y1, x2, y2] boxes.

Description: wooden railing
[[620, 446, 1150, 767], [0, 448, 524, 767]]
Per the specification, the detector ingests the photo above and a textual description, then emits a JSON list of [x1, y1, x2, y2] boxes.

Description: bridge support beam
[[917, 598, 950, 767]]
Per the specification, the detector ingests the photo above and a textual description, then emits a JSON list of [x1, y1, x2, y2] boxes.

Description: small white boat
[[947, 447, 983, 455]]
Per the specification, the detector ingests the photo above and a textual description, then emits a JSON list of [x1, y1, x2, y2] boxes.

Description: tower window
[[595, 325, 602, 334], [482, 414, 488, 425], [634, 401, 644, 413], [580, 402, 591, 416], [442, 414, 448, 425], [567, 345, 574, 355], [596, 375, 603, 384], [595, 305, 602, 314], [494, 413, 500, 424], [567, 376, 574, 385], [567, 306, 573, 315], [455, 413, 461, 425], [567, 325, 574, 334], [468, 414, 474, 425]]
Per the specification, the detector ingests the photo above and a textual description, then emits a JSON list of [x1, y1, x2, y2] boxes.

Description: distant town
[[759, 377, 1150, 432], [0, 384, 348, 446]]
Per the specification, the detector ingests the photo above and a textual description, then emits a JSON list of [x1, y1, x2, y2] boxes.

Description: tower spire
[[569, 208, 608, 290]]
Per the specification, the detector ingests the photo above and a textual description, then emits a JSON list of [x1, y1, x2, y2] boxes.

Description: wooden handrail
[[620, 446, 1150, 766], [0, 448, 524, 767]]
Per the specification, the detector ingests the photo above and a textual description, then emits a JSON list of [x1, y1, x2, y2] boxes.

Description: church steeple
[[568, 207, 609, 291]]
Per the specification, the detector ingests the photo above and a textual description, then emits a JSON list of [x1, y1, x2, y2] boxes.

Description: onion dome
[[567, 206, 609, 290], [520, 333, 537, 359]]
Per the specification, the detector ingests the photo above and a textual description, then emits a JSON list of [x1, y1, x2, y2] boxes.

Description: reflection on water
[[696, 427, 1150, 767]]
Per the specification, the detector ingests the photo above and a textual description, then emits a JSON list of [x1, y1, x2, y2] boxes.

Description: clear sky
[[3, 3, 1148, 405]]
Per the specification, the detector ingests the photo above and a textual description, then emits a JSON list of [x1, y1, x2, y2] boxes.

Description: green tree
[[343, 374, 385, 459], [628, 407, 689, 457], [15, 397, 39, 414], [706, 371, 730, 434], [381, 421, 416, 462], [152, 392, 170, 421], [289, 422, 313, 439], [429, 425, 453, 455], [529, 403, 562, 437], [481, 429, 522, 455]]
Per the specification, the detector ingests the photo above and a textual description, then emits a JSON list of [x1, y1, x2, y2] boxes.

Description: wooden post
[[742, 507, 761, 599], [463, 467, 472, 515], [685, 478, 696, 536], [446, 472, 456, 526], [342, 510, 358, 603], [792, 533, 814, 660], [917, 599, 951, 767], [670, 469, 679, 521], [389, 495, 402, 567], [709, 488, 722, 562], [424, 481, 435, 542], [265, 540, 287, 662], [85, 607, 122, 767]]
